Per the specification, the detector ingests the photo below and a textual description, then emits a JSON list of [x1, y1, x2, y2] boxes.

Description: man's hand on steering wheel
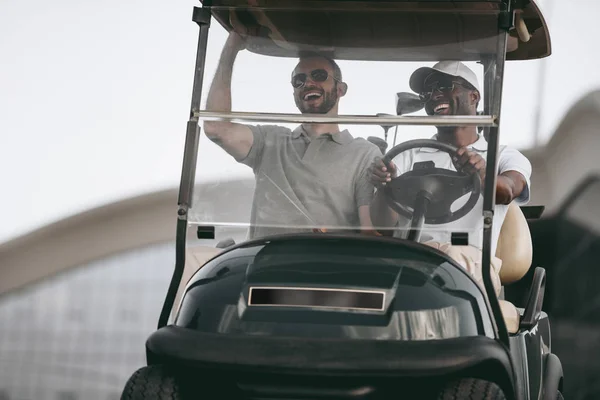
[[369, 157, 398, 188], [371, 139, 483, 226], [453, 147, 486, 182]]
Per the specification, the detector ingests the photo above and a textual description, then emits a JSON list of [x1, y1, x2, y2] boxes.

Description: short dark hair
[[297, 51, 343, 81]]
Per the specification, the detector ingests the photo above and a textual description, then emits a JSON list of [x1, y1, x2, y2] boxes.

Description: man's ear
[[471, 89, 481, 106], [338, 82, 348, 97]]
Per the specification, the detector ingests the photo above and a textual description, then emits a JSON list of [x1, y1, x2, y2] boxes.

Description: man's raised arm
[[203, 32, 254, 161]]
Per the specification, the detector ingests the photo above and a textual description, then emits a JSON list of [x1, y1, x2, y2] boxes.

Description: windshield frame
[[188, 3, 508, 245]]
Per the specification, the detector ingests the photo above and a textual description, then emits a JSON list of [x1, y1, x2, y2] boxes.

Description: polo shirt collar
[[292, 125, 353, 145]]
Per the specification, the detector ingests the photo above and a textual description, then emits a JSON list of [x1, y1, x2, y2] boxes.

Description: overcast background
[[1, 0, 596, 244]]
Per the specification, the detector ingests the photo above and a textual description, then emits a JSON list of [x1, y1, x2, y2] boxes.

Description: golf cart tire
[[120, 365, 183, 400], [438, 378, 506, 400]]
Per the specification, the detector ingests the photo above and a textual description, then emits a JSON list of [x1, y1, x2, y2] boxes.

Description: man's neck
[[301, 107, 341, 138], [302, 123, 341, 138], [436, 126, 479, 147]]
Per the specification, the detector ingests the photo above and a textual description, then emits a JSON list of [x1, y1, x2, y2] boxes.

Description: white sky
[[0, 0, 597, 244]]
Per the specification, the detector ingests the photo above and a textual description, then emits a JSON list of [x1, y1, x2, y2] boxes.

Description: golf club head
[[376, 113, 395, 133], [367, 136, 388, 155], [396, 92, 424, 115]]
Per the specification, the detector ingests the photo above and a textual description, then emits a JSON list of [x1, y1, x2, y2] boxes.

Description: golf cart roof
[[201, 0, 551, 61]]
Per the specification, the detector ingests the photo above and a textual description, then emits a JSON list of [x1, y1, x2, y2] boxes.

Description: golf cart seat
[[496, 202, 534, 333]]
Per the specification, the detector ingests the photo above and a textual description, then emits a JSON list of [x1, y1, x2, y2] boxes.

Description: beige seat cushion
[[499, 299, 521, 334], [496, 202, 533, 285]]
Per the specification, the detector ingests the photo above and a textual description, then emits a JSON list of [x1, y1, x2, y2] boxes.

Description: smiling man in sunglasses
[[203, 31, 381, 239], [368, 61, 532, 297]]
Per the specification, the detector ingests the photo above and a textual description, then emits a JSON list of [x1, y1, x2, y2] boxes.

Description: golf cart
[[121, 1, 563, 399]]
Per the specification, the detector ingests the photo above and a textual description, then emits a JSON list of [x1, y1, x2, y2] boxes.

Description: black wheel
[[121, 365, 184, 400], [438, 378, 507, 400]]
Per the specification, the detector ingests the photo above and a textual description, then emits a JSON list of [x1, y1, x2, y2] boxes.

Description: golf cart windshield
[[189, 5, 504, 253]]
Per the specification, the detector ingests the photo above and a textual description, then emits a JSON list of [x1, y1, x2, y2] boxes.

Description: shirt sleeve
[[237, 125, 268, 171], [498, 146, 532, 204], [354, 145, 382, 207]]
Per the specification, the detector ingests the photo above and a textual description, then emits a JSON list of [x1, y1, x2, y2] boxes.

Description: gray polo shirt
[[238, 124, 381, 239]]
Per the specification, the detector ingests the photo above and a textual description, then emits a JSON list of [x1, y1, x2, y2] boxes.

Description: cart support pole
[[481, 21, 512, 346], [158, 7, 211, 330]]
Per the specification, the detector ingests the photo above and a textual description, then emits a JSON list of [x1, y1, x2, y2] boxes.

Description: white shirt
[[390, 134, 531, 256]]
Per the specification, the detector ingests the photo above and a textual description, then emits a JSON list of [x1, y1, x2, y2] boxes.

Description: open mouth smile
[[303, 91, 323, 101], [433, 103, 450, 114]]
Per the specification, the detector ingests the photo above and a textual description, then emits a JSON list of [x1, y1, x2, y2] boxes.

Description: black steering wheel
[[381, 139, 482, 226]]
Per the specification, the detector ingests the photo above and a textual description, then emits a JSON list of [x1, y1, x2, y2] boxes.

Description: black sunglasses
[[291, 69, 340, 88], [419, 78, 473, 101]]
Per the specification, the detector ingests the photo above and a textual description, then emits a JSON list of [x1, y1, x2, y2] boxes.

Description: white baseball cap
[[409, 61, 480, 94]]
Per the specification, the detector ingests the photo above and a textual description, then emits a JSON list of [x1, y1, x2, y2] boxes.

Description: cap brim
[[409, 67, 436, 94], [410, 65, 482, 95], [409, 66, 464, 94]]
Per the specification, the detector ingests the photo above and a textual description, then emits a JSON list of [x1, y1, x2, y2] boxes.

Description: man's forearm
[[206, 36, 241, 113], [202, 34, 255, 160], [495, 172, 526, 205], [370, 189, 399, 228]]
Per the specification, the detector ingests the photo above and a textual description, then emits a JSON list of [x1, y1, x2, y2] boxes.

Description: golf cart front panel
[[174, 235, 494, 340], [149, 234, 517, 397], [145, 326, 516, 399]]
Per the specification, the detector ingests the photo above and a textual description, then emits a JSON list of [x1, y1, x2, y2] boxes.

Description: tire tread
[[120, 365, 181, 400], [438, 378, 506, 400]]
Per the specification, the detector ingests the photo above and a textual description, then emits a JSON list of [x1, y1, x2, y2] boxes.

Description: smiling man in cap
[[368, 61, 532, 297]]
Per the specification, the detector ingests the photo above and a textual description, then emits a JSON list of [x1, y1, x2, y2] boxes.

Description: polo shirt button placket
[[303, 136, 327, 161]]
